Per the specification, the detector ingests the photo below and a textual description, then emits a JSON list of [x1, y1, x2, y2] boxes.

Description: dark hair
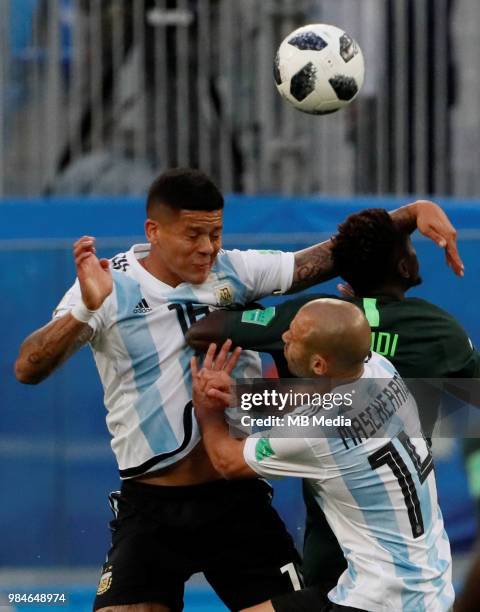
[[331, 208, 407, 294], [146, 168, 224, 215]]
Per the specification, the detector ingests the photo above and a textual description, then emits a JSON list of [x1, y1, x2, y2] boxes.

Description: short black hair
[[331, 208, 407, 294], [146, 168, 224, 215]]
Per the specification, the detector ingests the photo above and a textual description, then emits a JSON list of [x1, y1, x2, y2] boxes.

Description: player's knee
[[95, 604, 170, 612]]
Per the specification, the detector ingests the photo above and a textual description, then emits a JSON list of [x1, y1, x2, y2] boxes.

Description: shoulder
[[403, 297, 454, 317], [365, 352, 398, 377], [216, 248, 284, 267], [213, 249, 244, 275], [405, 297, 468, 332]]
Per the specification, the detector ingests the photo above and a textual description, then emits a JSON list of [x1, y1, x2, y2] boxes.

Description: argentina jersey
[[53, 243, 294, 478], [243, 353, 453, 612]]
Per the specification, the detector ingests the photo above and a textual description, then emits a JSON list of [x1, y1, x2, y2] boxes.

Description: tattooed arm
[[289, 200, 463, 293], [15, 235, 112, 384], [290, 239, 335, 293], [15, 316, 94, 384]]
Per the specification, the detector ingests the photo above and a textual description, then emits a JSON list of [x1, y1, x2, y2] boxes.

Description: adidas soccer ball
[[274, 24, 365, 115]]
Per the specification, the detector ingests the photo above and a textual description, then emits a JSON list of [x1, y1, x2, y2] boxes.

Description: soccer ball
[[274, 24, 365, 115]]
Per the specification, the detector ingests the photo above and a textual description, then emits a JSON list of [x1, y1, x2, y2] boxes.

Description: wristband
[[71, 301, 99, 323]]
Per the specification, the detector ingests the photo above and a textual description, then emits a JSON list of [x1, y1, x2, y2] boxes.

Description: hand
[[413, 200, 464, 276], [73, 236, 113, 310], [191, 340, 242, 413]]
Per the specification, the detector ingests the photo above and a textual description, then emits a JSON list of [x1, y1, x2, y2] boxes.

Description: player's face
[[282, 315, 312, 377], [149, 208, 223, 285]]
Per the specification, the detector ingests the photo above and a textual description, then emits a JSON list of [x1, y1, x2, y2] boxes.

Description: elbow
[[14, 358, 43, 385]]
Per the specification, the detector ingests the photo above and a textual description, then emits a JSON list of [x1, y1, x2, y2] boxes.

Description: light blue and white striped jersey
[[54, 243, 294, 478], [243, 353, 453, 612]]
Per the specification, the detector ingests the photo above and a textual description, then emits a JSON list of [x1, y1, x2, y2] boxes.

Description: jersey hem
[[118, 401, 194, 479]]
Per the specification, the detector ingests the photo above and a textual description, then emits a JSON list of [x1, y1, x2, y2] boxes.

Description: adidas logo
[[133, 298, 152, 314]]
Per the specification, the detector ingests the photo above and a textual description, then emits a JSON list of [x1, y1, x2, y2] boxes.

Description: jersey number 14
[[368, 431, 434, 538]]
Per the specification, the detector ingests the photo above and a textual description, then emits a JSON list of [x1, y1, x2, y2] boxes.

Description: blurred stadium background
[[1, 1, 480, 610]]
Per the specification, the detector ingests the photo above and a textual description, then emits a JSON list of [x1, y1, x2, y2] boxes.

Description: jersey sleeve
[[223, 294, 333, 353], [243, 432, 325, 480], [207, 308, 280, 353], [52, 279, 108, 338], [225, 249, 295, 300]]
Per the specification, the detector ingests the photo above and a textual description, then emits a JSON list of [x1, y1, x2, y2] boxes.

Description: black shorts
[[272, 586, 366, 612], [93, 478, 301, 611]]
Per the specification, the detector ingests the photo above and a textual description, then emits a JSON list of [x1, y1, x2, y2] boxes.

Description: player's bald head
[[283, 298, 371, 377]]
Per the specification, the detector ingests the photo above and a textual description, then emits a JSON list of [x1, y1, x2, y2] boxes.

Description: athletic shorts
[[272, 586, 366, 612], [93, 478, 302, 611]]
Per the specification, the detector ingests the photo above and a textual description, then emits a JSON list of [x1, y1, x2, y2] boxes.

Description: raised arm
[[15, 236, 112, 384], [289, 200, 463, 293]]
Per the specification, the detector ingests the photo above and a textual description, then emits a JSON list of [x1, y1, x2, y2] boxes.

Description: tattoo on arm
[[288, 203, 417, 294], [290, 240, 336, 293], [17, 315, 93, 383], [27, 320, 93, 364]]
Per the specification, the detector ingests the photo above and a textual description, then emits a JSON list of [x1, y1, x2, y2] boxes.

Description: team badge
[[96, 566, 113, 595], [214, 283, 234, 306], [241, 307, 276, 326]]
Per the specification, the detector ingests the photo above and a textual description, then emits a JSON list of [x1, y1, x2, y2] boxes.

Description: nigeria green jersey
[[215, 294, 480, 379]]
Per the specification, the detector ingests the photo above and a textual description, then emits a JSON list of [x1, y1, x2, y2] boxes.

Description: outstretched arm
[[191, 341, 257, 479], [15, 236, 112, 384], [289, 200, 463, 293]]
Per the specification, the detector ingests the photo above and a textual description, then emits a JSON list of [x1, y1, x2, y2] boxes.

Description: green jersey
[[212, 293, 480, 379]]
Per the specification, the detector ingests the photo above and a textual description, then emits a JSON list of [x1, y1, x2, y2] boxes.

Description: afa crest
[[96, 566, 113, 595], [214, 283, 234, 306]]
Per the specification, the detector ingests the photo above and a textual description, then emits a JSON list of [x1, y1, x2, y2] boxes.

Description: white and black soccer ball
[[274, 24, 365, 115]]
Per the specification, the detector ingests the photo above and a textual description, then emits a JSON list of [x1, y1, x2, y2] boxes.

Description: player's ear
[[311, 353, 327, 376], [398, 257, 410, 280], [145, 218, 160, 244]]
